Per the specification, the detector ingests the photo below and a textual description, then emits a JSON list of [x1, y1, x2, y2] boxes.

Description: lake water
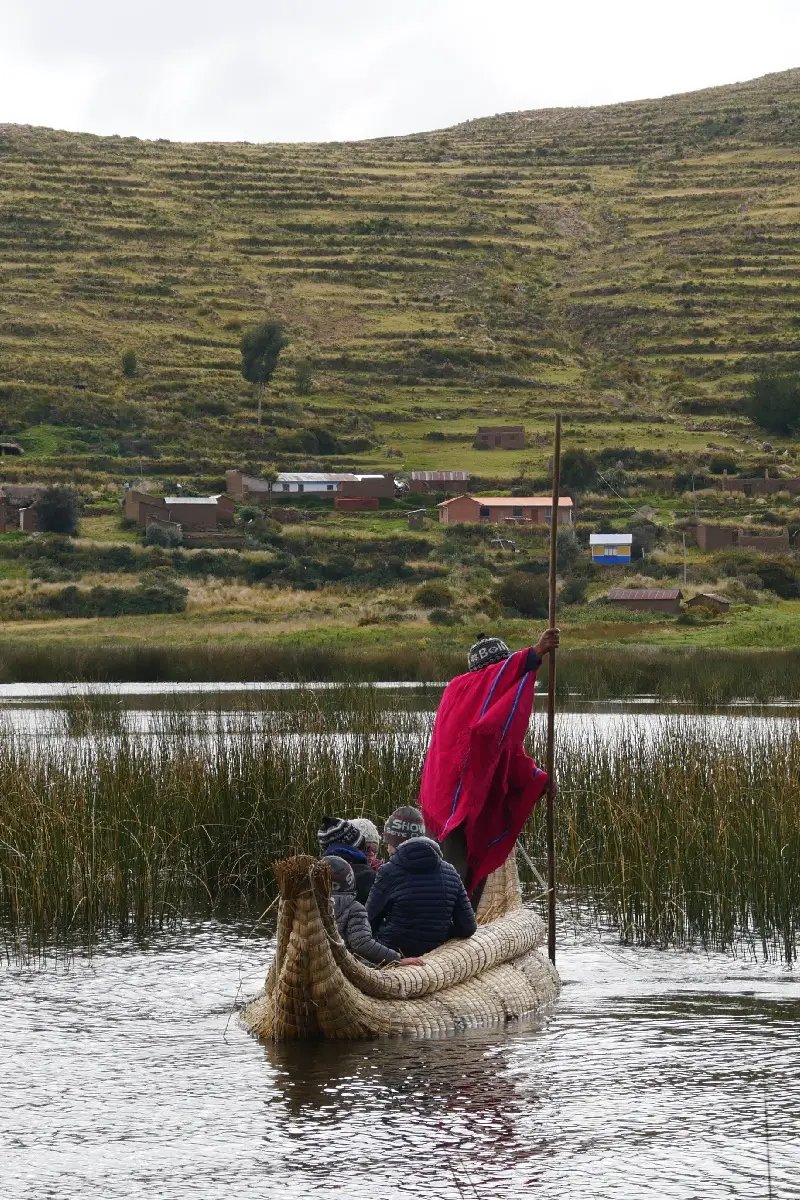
[[2, 684, 798, 1197], [3, 921, 798, 1199]]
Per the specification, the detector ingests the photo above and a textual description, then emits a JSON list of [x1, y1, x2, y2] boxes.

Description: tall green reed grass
[[1, 641, 800, 704], [523, 716, 800, 962], [1, 690, 798, 961]]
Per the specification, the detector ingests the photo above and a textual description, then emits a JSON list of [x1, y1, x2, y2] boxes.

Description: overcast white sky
[[1, 0, 798, 143]]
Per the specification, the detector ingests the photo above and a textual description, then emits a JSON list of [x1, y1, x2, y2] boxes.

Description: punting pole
[[545, 414, 562, 965]]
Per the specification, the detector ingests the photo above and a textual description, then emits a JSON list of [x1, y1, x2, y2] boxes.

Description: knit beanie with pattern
[[323, 855, 356, 894], [383, 805, 426, 850], [351, 817, 381, 850], [317, 815, 365, 854], [468, 633, 511, 672]]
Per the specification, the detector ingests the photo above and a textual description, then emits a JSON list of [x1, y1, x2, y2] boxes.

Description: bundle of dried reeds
[[242, 850, 560, 1040]]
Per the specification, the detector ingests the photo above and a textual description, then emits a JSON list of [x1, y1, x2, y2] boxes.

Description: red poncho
[[419, 649, 547, 892]]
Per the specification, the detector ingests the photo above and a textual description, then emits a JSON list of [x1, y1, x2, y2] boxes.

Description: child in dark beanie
[[324, 856, 422, 968], [366, 806, 477, 958], [317, 815, 376, 903]]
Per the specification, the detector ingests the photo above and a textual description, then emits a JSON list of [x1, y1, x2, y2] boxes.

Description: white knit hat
[[351, 817, 381, 849]]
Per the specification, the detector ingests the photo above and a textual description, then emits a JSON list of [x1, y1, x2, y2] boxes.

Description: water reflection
[[2, 924, 799, 1199]]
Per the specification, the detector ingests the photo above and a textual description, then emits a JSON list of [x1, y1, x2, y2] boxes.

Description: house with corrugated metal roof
[[409, 471, 470, 495], [607, 587, 682, 614], [686, 593, 730, 614], [276, 472, 395, 498], [437, 494, 573, 526]]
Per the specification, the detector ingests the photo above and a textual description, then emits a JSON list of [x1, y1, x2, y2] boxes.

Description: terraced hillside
[[2, 68, 800, 484]]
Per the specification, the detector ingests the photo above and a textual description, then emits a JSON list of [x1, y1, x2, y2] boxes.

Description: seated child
[[317, 815, 375, 903], [351, 817, 383, 869], [367, 807, 477, 958], [324, 856, 423, 968]]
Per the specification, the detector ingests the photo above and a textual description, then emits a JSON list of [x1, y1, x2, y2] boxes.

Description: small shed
[[407, 508, 426, 530], [687, 593, 730, 614], [590, 533, 633, 565], [607, 587, 683, 614], [0, 441, 23, 456]]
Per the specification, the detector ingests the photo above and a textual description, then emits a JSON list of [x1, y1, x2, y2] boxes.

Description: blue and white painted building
[[590, 533, 633, 565]]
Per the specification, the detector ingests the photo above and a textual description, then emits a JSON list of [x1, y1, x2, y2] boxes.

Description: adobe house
[[738, 530, 790, 552], [721, 472, 800, 497], [475, 426, 525, 451], [0, 484, 44, 532], [163, 495, 235, 530], [437, 494, 573, 526], [687, 593, 730, 614], [125, 490, 235, 531], [124, 489, 166, 524], [224, 471, 271, 501], [607, 587, 683, 614], [409, 471, 470, 494], [696, 524, 737, 551], [696, 524, 789, 553]]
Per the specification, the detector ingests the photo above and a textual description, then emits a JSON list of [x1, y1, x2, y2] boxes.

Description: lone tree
[[295, 359, 314, 396], [560, 447, 598, 492], [121, 349, 137, 377], [260, 463, 278, 516], [36, 485, 80, 535], [744, 371, 800, 435], [240, 322, 287, 428]]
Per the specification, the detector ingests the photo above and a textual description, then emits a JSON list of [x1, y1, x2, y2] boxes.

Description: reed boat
[[242, 849, 560, 1040]]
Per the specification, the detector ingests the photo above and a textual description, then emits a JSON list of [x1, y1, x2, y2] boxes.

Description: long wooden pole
[[545, 414, 561, 965]]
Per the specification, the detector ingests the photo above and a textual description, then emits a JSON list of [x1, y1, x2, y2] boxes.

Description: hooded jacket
[[418, 648, 548, 894], [366, 837, 477, 957], [325, 844, 376, 905], [332, 894, 401, 964]]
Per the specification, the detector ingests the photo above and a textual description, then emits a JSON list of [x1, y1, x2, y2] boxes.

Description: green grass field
[[2, 68, 800, 492]]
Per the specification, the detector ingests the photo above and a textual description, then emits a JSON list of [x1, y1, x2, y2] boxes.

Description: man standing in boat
[[419, 629, 558, 910]]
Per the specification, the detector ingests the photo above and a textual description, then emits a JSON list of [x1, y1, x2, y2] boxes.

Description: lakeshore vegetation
[[1, 691, 797, 963]]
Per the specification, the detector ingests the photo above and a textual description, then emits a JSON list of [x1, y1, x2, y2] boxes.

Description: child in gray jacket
[[323, 856, 423, 967]]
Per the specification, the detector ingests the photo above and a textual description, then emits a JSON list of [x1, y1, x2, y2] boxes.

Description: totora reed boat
[[242, 850, 560, 1040]]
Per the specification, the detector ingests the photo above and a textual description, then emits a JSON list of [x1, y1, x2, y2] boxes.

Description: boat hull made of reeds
[[241, 851, 560, 1040]]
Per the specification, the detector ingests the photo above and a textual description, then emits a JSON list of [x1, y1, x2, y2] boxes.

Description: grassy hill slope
[[2, 68, 800, 485]]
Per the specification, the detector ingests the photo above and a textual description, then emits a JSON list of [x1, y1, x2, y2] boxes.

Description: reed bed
[[2, 641, 800, 705], [0, 690, 798, 961], [524, 717, 800, 962]]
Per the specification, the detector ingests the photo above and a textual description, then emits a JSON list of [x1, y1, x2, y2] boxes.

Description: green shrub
[[709, 455, 739, 475], [427, 608, 460, 626], [561, 575, 588, 605], [121, 349, 137, 377], [556, 527, 581, 571], [145, 523, 182, 548], [414, 582, 453, 608], [44, 579, 188, 618], [36, 486, 80, 536], [756, 561, 800, 600], [494, 572, 549, 618], [560, 447, 598, 491], [744, 371, 800, 435], [294, 360, 314, 395]]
